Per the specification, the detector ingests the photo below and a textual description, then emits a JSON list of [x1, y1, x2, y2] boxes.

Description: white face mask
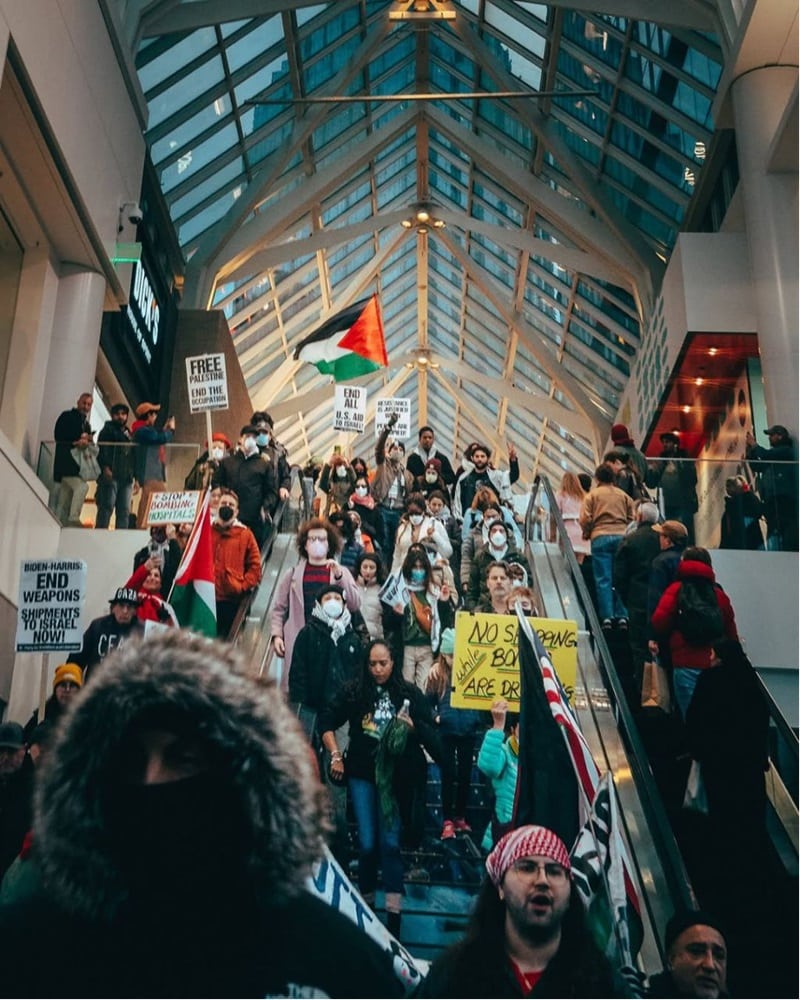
[[211, 447, 224, 461], [242, 437, 258, 457], [490, 531, 507, 548], [307, 540, 328, 560], [335, 465, 348, 478], [425, 472, 438, 483], [355, 486, 368, 497], [321, 598, 344, 619], [409, 514, 424, 526]]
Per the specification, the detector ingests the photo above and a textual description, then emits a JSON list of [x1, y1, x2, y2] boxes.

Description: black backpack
[[677, 578, 725, 644]]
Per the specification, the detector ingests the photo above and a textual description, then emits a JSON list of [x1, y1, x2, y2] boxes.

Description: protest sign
[[185, 353, 229, 412], [375, 397, 411, 440], [451, 611, 577, 709], [333, 385, 366, 433], [16, 559, 87, 652], [378, 571, 410, 609], [144, 491, 202, 525]]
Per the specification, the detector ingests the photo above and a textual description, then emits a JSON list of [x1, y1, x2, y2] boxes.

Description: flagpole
[[166, 488, 210, 605], [516, 609, 642, 983]]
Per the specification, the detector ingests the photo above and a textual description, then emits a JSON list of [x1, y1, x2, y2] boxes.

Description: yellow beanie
[[53, 663, 83, 690]]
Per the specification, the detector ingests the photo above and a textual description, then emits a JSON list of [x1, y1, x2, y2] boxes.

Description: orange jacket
[[212, 521, 262, 600]]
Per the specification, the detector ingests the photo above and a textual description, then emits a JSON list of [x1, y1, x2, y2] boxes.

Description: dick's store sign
[[126, 261, 161, 365]]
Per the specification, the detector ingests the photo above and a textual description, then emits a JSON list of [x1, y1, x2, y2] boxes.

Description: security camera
[[119, 201, 143, 230]]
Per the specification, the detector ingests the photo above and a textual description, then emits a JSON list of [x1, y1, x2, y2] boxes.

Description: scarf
[[375, 717, 409, 824], [311, 601, 352, 644]]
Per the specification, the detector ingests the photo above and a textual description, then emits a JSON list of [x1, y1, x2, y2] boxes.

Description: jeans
[[673, 667, 703, 719], [440, 733, 476, 820], [348, 777, 404, 896], [379, 506, 402, 564], [591, 534, 627, 621], [95, 478, 133, 529]]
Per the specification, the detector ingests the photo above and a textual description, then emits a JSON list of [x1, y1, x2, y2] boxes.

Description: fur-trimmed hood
[[34, 631, 328, 921]]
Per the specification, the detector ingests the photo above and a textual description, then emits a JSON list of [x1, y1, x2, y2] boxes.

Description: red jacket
[[212, 521, 262, 601], [651, 560, 738, 669], [125, 563, 176, 625]]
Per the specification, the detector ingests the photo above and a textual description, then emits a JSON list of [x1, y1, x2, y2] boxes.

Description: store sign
[[126, 261, 162, 364]]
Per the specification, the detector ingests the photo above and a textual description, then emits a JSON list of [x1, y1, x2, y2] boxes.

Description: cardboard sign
[[451, 611, 577, 709], [333, 385, 366, 433], [144, 491, 202, 525], [375, 397, 411, 440], [16, 559, 87, 652], [185, 353, 229, 412]]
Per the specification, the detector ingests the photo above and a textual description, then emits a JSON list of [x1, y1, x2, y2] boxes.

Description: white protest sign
[[375, 397, 411, 440], [333, 385, 367, 433], [185, 353, 229, 413], [16, 559, 87, 652], [378, 571, 410, 609], [144, 491, 202, 525]]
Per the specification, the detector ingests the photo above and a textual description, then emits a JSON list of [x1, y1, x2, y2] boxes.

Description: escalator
[[530, 475, 798, 997]]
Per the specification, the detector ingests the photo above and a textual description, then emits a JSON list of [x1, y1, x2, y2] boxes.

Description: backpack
[[676, 578, 725, 644]]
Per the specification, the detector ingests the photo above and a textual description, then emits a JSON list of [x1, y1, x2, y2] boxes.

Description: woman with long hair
[[554, 471, 590, 563], [354, 551, 387, 640], [384, 544, 455, 691], [319, 640, 441, 940]]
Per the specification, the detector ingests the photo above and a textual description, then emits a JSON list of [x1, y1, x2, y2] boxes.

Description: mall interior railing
[[37, 440, 202, 529]]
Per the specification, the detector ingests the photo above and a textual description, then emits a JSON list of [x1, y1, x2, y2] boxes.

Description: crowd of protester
[[3, 404, 791, 996]]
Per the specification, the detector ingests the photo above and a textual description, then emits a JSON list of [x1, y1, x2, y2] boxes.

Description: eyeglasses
[[510, 859, 567, 881]]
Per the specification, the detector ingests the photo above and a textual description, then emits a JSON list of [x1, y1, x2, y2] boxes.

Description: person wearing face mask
[[0, 632, 403, 997], [212, 490, 262, 639], [250, 411, 292, 506], [270, 518, 361, 694], [184, 431, 232, 492], [328, 510, 365, 573], [319, 452, 357, 517], [348, 476, 380, 534], [460, 500, 523, 598], [383, 547, 455, 691], [412, 457, 448, 501], [406, 426, 456, 492], [213, 425, 278, 548], [467, 521, 531, 611], [391, 493, 453, 574], [453, 441, 519, 521], [373, 413, 414, 565], [289, 583, 366, 865]]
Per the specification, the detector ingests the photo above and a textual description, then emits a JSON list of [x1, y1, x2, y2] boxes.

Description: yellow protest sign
[[451, 611, 577, 710]]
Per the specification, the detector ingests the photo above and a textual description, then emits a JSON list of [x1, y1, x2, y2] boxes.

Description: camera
[[119, 201, 143, 228]]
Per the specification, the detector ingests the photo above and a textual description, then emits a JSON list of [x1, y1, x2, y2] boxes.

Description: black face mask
[[107, 773, 248, 898], [218, 505, 235, 522]]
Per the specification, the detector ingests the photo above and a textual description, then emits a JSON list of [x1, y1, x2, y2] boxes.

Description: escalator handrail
[[226, 466, 299, 642], [524, 477, 697, 922]]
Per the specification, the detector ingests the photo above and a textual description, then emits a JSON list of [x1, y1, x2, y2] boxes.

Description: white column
[[731, 66, 799, 436], [38, 267, 106, 443]]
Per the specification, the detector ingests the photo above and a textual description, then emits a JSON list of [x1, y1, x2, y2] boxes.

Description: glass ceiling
[[125, 0, 724, 485]]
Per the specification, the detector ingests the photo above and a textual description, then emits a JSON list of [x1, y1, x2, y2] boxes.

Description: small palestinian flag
[[294, 295, 388, 382]]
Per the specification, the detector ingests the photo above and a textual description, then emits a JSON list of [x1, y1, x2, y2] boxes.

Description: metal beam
[[538, 0, 718, 33], [141, 0, 331, 36]]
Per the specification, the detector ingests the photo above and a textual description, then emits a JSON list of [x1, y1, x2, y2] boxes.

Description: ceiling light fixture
[[389, 0, 456, 21], [401, 201, 446, 234]]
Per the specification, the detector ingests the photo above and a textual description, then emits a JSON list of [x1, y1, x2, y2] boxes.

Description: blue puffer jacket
[[476, 727, 518, 851]]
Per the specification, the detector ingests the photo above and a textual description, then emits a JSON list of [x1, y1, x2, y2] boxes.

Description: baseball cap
[[653, 520, 689, 543], [135, 402, 160, 418], [764, 425, 789, 437], [0, 722, 25, 750], [110, 587, 140, 606]]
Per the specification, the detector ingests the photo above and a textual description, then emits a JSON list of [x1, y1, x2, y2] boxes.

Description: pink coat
[[269, 558, 360, 690]]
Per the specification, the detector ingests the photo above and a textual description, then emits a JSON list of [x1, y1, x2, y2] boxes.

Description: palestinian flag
[[293, 295, 387, 382], [168, 491, 217, 637]]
